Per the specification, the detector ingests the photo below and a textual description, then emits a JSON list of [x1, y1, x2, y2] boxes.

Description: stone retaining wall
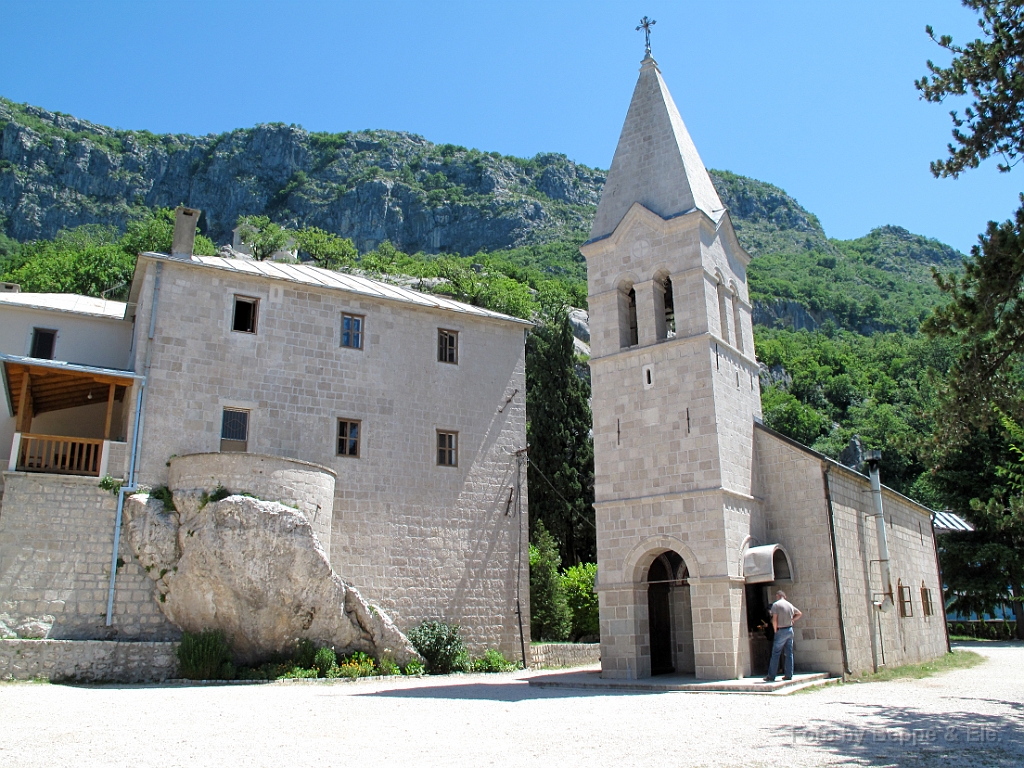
[[0, 471, 179, 641], [529, 643, 600, 669], [0, 639, 179, 682]]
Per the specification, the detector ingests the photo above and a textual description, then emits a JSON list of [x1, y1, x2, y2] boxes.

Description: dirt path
[[1, 642, 1021, 767]]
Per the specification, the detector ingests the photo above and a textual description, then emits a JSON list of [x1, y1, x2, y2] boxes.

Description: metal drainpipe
[[105, 262, 162, 626], [822, 467, 852, 676], [513, 448, 528, 670], [865, 450, 894, 613]]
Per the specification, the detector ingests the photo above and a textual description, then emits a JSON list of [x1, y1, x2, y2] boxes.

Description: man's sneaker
[[782, 676, 793, 680], [763, 677, 775, 682]]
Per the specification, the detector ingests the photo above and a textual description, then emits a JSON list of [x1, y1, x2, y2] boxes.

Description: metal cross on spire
[[636, 16, 656, 56]]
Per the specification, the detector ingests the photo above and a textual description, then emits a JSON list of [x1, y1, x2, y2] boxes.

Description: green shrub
[[294, 638, 317, 669], [562, 562, 599, 640], [199, 484, 231, 509], [98, 475, 123, 495], [406, 620, 467, 674], [337, 651, 376, 678], [529, 523, 571, 641], [403, 659, 425, 675], [149, 485, 175, 511], [377, 656, 400, 676], [313, 646, 337, 677], [177, 629, 234, 680], [472, 649, 516, 673]]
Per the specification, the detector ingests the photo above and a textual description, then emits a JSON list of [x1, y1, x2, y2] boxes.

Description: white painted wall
[[0, 298, 134, 463]]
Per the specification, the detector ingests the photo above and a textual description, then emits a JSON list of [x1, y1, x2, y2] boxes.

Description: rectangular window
[[232, 296, 259, 334], [30, 328, 57, 359], [437, 430, 458, 467], [337, 419, 361, 457], [921, 585, 934, 617], [438, 329, 458, 364], [220, 408, 249, 452], [898, 583, 914, 618], [341, 313, 364, 349]]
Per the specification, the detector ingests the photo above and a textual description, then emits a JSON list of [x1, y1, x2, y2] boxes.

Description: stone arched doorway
[[645, 550, 695, 676]]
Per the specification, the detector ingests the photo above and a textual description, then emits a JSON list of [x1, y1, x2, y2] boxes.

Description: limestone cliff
[[0, 98, 601, 254]]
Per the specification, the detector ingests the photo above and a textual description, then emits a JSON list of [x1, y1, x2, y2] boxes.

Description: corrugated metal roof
[[145, 254, 531, 325], [0, 293, 127, 320], [932, 509, 975, 533]]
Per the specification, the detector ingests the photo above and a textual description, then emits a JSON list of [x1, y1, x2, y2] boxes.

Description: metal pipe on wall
[[105, 262, 162, 627], [866, 450, 894, 613]]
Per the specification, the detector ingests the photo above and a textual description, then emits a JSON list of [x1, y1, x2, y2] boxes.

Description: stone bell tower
[[581, 51, 762, 679]]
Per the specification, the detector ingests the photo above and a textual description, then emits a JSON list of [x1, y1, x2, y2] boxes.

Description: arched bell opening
[[645, 550, 693, 676], [715, 272, 732, 346], [729, 280, 744, 353], [653, 270, 676, 341], [618, 281, 639, 348]]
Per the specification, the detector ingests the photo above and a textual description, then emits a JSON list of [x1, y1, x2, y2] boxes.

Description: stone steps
[[527, 666, 837, 695]]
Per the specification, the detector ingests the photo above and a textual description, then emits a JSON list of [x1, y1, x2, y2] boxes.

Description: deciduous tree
[[236, 215, 289, 261], [293, 226, 357, 271]]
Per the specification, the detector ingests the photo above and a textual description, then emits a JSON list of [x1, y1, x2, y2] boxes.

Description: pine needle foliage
[[525, 297, 594, 564]]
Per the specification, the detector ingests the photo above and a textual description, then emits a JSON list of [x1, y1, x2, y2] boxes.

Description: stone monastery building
[[583, 52, 949, 679], [1, 46, 952, 682], [0, 226, 531, 661]]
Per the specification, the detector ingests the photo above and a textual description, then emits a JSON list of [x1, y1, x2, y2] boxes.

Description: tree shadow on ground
[[773, 701, 1024, 766]]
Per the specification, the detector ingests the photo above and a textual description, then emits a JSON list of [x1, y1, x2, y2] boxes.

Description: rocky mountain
[[0, 98, 600, 254], [0, 97, 965, 335]]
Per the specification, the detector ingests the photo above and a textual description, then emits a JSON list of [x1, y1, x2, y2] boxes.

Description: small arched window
[[661, 275, 676, 339]]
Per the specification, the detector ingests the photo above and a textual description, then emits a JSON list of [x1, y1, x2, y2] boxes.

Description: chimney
[[171, 206, 201, 259]]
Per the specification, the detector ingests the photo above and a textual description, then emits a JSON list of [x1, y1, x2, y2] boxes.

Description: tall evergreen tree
[[525, 297, 595, 565]]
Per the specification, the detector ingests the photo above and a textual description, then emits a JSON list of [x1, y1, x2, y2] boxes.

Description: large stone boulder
[[124, 490, 418, 666]]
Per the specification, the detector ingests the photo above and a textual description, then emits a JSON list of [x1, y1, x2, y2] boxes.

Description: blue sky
[[2, 0, 1019, 254]]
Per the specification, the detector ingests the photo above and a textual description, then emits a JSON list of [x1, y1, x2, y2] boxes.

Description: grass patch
[[0, 676, 51, 685], [949, 634, 1003, 642], [849, 649, 984, 683]]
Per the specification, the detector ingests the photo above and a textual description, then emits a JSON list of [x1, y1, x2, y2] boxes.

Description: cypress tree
[[525, 297, 595, 565]]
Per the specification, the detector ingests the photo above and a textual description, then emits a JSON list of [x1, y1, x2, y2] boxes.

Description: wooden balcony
[[14, 433, 105, 476]]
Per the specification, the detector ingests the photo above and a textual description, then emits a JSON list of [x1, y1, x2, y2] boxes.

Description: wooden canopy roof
[[3, 359, 137, 420]]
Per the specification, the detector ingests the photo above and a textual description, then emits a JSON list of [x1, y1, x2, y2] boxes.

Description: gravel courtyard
[[1, 642, 1021, 768]]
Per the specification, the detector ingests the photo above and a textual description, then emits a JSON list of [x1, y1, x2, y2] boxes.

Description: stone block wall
[[0, 471, 180, 641], [828, 466, 947, 673], [752, 428, 846, 676], [529, 642, 600, 669], [168, 453, 336, 559], [127, 257, 530, 658], [751, 427, 947, 676], [0, 639, 178, 682]]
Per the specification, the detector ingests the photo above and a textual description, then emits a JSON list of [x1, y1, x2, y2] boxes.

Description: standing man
[[764, 590, 802, 682]]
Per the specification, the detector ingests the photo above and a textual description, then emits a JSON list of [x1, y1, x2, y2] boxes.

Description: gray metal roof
[[141, 253, 531, 326], [0, 352, 143, 381], [932, 509, 975, 533]]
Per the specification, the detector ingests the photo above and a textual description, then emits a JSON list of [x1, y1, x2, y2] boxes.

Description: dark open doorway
[[647, 556, 674, 675]]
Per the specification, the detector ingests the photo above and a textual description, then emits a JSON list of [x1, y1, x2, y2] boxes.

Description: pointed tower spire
[[590, 56, 724, 241]]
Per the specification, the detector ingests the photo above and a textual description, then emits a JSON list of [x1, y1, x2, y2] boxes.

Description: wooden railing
[[16, 433, 104, 476]]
